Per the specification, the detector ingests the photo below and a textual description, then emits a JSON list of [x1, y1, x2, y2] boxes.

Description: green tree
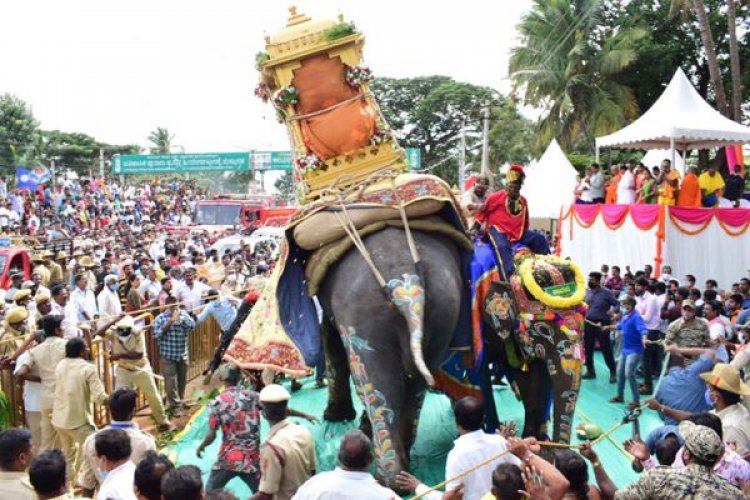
[[274, 171, 295, 203], [0, 94, 39, 173], [372, 76, 533, 184], [148, 127, 174, 154], [510, 0, 647, 153]]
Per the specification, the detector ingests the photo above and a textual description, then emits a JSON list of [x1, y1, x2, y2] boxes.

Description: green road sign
[[406, 147, 422, 170], [113, 148, 422, 174], [113, 153, 249, 174], [251, 151, 292, 171]]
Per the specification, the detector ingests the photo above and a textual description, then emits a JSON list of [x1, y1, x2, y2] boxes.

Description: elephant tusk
[[386, 273, 434, 387]]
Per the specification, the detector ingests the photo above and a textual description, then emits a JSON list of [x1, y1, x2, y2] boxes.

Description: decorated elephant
[[477, 247, 587, 444]]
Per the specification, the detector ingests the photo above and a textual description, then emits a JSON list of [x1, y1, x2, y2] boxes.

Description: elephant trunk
[[386, 273, 434, 386]]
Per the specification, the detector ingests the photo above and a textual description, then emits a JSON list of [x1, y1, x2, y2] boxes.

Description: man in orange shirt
[[677, 167, 701, 207], [605, 164, 621, 204]]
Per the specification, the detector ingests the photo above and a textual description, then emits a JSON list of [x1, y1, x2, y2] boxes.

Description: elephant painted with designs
[[318, 227, 464, 488], [479, 252, 587, 444]]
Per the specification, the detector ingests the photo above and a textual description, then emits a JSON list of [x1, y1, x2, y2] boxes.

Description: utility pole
[[480, 101, 491, 180], [99, 148, 105, 179], [458, 120, 467, 195], [50, 158, 56, 187]]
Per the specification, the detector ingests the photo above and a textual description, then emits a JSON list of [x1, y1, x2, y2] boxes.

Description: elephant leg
[[547, 354, 580, 444], [513, 360, 549, 439], [399, 380, 426, 459], [340, 327, 408, 489], [321, 318, 356, 422]]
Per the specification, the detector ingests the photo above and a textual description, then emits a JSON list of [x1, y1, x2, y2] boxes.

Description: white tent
[[640, 149, 686, 175], [521, 139, 578, 219], [596, 68, 750, 161]]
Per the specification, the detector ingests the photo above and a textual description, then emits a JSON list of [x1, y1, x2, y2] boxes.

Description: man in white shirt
[[175, 268, 209, 314], [395, 397, 522, 500], [97, 275, 122, 329], [13, 351, 42, 449], [616, 164, 636, 204], [660, 265, 679, 286], [138, 267, 161, 304], [704, 300, 731, 363], [70, 273, 97, 323], [50, 284, 81, 339], [93, 428, 137, 500], [293, 430, 399, 500]]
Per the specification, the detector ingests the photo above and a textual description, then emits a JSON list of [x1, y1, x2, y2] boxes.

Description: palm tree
[[726, 0, 742, 121], [669, 0, 730, 117], [509, 0, 646, 153], [147, 127, 174, 154]]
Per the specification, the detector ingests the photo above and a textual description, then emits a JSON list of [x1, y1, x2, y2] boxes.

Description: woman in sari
[[636, 169, 657, 204]]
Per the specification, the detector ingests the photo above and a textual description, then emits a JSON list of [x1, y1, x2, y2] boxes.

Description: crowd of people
[[574, 159, 748, 208], [0, 173, 749, 499]]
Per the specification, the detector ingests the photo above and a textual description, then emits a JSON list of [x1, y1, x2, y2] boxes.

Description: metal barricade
[[3, 314, 222, 429]]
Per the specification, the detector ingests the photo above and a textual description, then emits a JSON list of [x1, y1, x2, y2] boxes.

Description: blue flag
[[16, 166, 51, 191]]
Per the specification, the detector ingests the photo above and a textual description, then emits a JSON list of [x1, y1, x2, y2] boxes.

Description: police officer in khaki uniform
[[43, 250, 64, 285], [0, 306, 29, 357], [100, 315, 173, 430], [255, 384, 315, 500], [31, 254, 51, 288]]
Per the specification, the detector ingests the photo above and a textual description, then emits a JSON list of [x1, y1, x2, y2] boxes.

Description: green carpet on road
[[164, 352, 663, 497]]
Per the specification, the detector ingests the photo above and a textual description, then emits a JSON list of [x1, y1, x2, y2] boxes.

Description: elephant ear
[[483, 281, 518, 340]]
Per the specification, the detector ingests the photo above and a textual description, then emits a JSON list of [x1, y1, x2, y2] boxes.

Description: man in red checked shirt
[[474, 165, 550, 278]]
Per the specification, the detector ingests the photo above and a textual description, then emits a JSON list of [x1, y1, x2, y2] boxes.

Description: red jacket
[[476, 190, 529, 242]]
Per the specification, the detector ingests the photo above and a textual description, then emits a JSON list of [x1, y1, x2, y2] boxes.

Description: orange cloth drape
[[677, 173, 701, 207], [605, 173, 621, 204]]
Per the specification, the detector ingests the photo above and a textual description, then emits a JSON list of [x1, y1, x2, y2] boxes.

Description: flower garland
[[293, 153, 323, 173], [272, 86, 299, 109], [370, 122, 393, 146], [518, 255, 586, 310], [345, 64, 374, 87], [254, 82, 272, 103]]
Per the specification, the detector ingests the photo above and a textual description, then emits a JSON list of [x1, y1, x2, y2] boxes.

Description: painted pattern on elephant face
[[339, 325, 397, 482], [484, 283, 517, 339]]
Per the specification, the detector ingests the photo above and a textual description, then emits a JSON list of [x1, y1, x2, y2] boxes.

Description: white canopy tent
[[640, 149, 686, 175], [521, 139, 578, 218], [596, 68, 750, 164]]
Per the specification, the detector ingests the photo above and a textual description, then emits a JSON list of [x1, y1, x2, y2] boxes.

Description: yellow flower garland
[[518, 255, 586, 310]]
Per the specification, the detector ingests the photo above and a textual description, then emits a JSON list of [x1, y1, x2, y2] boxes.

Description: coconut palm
[[669, 0, 730, 117], [147, 127, 174, 154], [726, 0, 742, 121], [509, 0, 647, 153]]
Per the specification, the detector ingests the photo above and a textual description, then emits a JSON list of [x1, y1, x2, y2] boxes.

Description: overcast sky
[[1, 0, 532, 153]]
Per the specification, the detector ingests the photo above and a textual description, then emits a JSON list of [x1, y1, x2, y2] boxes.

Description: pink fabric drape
[[669, 207, 715, 225], [572, 204, 600, 225], [600, 205, 630, 226], [629, 205, 661, 229], [714, 208, 750, 227]]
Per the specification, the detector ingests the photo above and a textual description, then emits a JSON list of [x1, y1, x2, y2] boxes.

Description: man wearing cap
[[5, 272, 24, 303], [0, 307, 30, 357], [701, 364, 750, 456], [252, 384, 315, 500], [474, 165, 550, 278], [615, 420, 743, 499], [98, 315, 171, 430], [663, 300, 711, 354], [31, 254, 51, 288], [42, 251, 63, 285], [118, 259, 135, 303]]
